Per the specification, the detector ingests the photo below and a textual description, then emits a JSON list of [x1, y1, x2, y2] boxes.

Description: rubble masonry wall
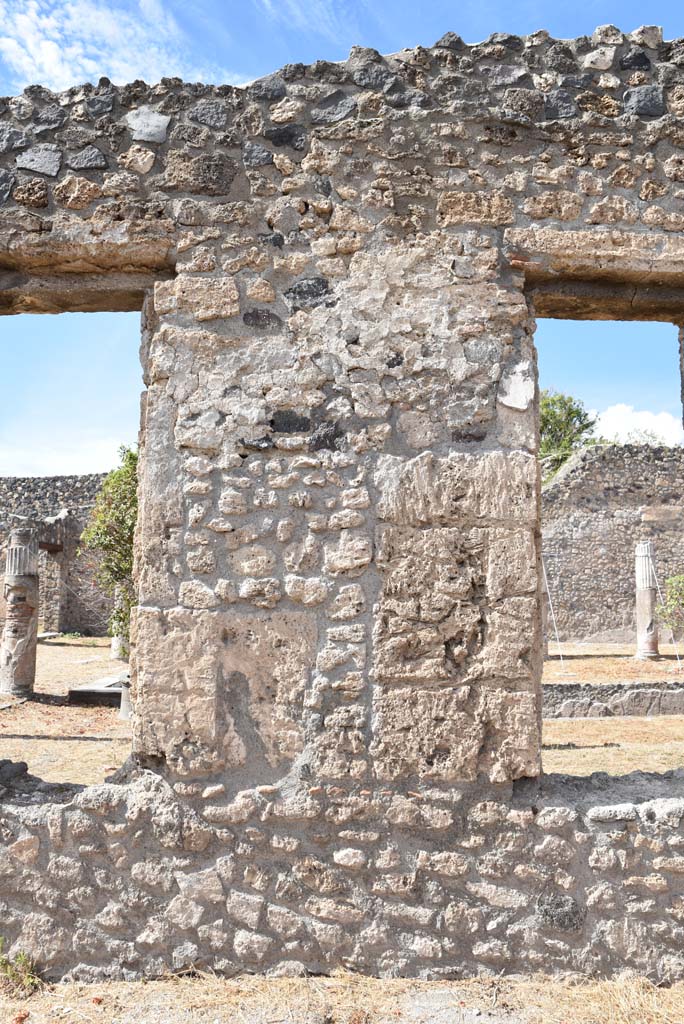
[[2, 24, 684, 979]]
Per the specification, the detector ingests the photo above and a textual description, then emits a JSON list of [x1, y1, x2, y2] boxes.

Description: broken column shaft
[[635, 539, 659, 660], [0, 527, 39, 696]]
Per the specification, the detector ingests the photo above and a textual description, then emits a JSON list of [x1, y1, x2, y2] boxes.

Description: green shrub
[[0, 937, 42, 996], [657, 574, 684, 637], [81, 446, 138, 644]]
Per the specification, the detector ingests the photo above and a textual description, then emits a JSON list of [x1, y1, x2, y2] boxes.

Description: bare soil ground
[[1, 973, 682, 1024], [541, 643, 684, 774], [542, 714, 684, 775], [0, 636, 130, 786], [543, 643, 684, 685]]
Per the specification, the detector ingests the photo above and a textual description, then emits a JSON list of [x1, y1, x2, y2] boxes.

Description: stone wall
[[542, 445, 684, 641], [2, 764, 684, 981], [0, 475, 112, 634], [2, 24, 684, 980]]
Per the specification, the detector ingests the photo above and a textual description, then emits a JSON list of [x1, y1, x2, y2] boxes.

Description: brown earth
[[541, 643, 684, 774], [1, 973, 682, 1024], [0, 636, 131, 785], [542, 714, 684, 775], [543, 642, 684, 685]]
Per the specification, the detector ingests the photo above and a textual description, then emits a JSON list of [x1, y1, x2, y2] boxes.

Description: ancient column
[[635, 539, 659, 660], [0, 527, 39, 696]]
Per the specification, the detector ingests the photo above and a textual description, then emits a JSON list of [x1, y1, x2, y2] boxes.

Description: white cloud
[[0, 0, 239, 92], [250, 0, 364, 47], [595, 403, 684, 446]]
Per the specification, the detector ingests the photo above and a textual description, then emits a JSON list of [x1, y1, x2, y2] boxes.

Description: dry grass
[[543, 643, 684, 685], [542, 714, 684, 775], [513, 974, 684, 1024], [0, 973, 682, 1024]]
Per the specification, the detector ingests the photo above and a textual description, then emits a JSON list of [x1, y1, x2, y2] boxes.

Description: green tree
[[657, 574, 684, 638], [81, 446, 138, 644], [540, 389, 598, 478]]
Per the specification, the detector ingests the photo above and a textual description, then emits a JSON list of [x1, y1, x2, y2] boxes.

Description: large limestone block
[[370, 685, 539, 782], [133, 606, 315, 778], [154, 275, 240, 321], [375, 451, 538, 527], [373, 525, 484, 686]]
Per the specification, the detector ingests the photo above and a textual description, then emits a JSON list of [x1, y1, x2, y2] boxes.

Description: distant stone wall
[[0, 474, 112, 635], [542, 445, 684, 642], [0, 475, 106, 522]]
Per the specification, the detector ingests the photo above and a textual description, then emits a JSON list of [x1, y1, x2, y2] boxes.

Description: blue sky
[[0, 2, 683, 474], [0, 1, 682, 92]]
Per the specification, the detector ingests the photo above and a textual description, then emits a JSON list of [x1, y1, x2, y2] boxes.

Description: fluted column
[[0, 528, 39, 696], [635, 540, 659, 660]]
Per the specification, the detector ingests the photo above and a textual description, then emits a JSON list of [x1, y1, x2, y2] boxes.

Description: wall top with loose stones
[[0, 474, 107, 528], [543, 443, 684, 514], [0, 24, 684, 279]]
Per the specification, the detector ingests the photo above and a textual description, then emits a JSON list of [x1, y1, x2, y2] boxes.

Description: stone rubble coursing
[[543, 446, 684, 641], [0, 25, 684, 981]]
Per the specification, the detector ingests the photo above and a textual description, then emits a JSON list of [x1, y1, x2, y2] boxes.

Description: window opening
[[0, 311, 141, 788], [535, 317, 684, 778]]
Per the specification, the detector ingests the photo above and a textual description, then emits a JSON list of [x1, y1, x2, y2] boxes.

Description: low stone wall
[[543, 680, 684, 717], [542, 446, 684, 642], [0, 475, 112, 635], [1, 763, 684, 982]]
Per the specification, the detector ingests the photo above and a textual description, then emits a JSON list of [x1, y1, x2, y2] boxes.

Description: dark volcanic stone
[[434, 32, 464, 50], [537, 893, 585, 932], [545, 43, 578, 73], [620, 46, 651, 70], [34, 104, 67, 133], [309, 421, 343, 451], [242, 141, 273, 168], [349, 54, 393, 90], [0, 169, 15, 204], [86, 94, 114, 118], [240, 436, 273, 451], [272, 410, 312, 433], [281, 63, 307, 81], [544, 88, 578, 119], [284, 276, 330, 310], [15, 144, 62, 177], [249, 73, 287, 101], [486, 64, 532, 88], [661, 39, 684, 66], [190, 99, 228, 130], [311, 90, 357, 125], [243, 309, 282, 329], [0, 122, 28, 153], [263, 123, 306, 150], [68, 145, 108, 170], [258, 231, 284, 248], [623, 84, 665, 117], [309, 60, 349, 83], [486, 32, 524, 50], [383, 77, 431, 109]]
